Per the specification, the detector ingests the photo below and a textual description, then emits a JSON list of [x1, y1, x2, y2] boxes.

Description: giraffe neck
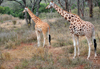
[[53, 4, 81, 23], [27, 8, 42, 24]]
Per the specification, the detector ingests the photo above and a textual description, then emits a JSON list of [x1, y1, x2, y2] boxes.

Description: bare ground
[[1, 42, 100, 69]]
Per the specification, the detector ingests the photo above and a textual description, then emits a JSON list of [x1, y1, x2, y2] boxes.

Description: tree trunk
[[50, 8, 53, 13], [29, 0, 42, 29], [30, 0, 38, 29], [65, 0, 69, 11], [36, 0, 42, 16], [58, 0, 67, 11], [69, 0, 71, 12], [23, 0, 31, 28], [25, 12, 29, 25], [88, 0, 93, 18], [77, 0, 80, 16], [0, 0, 3, 5], [82, 0, 85, 18]]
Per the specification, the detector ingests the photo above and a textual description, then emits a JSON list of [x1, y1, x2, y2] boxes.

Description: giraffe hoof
[[78, 54, 80, 56], [94, 56, 97, 60], [95, 54, 97, 58], [87, 57, 90, 60], [48, 46, 51, 48], [73, 56, 76, 59]]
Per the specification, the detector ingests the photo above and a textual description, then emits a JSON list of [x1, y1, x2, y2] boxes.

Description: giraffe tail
[[48, 27, 51, 45], [92, 29, 97, 57], [93, 39, 97, 54], [49, 34, 51, 45]]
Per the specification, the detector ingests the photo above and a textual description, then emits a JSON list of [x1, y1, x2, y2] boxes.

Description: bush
[[0, 6, 24, 19], [0, 6, 5, 14], [0, 3, 56, 19]]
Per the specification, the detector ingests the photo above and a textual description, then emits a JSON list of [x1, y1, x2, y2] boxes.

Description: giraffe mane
[[68, 11, 80, 18]]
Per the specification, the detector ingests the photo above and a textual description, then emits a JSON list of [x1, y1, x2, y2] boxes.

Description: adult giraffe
[[46, 1, 97, 59], [23, 7, 51, 47]]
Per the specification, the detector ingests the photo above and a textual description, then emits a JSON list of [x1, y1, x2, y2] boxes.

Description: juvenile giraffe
[[23, 7, 51, 47], [46, 1, 97, 59]]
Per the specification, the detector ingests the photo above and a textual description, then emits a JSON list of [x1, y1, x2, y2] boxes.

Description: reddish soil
[[2, 43, 100, 69]]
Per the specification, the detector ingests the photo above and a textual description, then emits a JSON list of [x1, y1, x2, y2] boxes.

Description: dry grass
[[0, 14, 26, 30], [0, 27, 37, 49], [0, 14, 14, 21]]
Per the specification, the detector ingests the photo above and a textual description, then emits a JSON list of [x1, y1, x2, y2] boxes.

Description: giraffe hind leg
[[86, 36, 92, 60], [35, 31, 41, 47], [43, 33, 46, 47]]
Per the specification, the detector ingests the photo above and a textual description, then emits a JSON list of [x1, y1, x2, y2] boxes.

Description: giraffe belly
[[70, 29, 85, 36], [36, 28, 42, 33], [69, 25, 85, 36], [74, 31, 85, 36]]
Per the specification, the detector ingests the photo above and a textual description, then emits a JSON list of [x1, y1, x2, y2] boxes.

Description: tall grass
[[0, 14, 14, 22], [39, 12, 61, 19], [0, 27, 37, 49]]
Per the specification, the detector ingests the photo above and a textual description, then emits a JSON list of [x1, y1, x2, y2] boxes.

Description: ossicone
[[51, 1, 53, 2]]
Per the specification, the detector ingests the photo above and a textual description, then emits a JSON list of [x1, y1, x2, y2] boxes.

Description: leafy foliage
[[0, 6, 24, 19], [0, 3, 54, 19]]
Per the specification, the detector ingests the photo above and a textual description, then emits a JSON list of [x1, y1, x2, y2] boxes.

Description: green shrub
[[0, 6, 24, 19], [0, 3, 56, 19], [0, 6, 5, 14]]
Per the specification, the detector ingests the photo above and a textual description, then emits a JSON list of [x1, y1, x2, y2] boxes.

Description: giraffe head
[[23, 7, 28, 13], [46, 1, 54, 9]]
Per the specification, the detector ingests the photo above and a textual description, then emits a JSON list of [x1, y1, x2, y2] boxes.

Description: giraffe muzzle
[[46, 7, 48, 9]]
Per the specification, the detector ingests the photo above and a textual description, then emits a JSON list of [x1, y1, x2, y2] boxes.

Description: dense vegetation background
[[0, 0, 99, 19]]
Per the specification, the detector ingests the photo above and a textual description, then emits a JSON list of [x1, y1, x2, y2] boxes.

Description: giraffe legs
[[47, 31, 51, 47], [86, 36, 92, 60], [35, 31, 41, 47], [73, 34, 76, 59], [77, 36, 80, 56], [73, 35, 80, 59], [43, 33, 46, 47], [92, 31, 97, 58]]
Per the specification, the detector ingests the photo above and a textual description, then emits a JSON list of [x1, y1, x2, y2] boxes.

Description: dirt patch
[[90, 54, 100, 66], [1, 43, 100, 69], [48, 46, 64, 55]]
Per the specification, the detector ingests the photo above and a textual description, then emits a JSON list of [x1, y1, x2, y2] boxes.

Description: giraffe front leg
[[73, 35, 76, 59]]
